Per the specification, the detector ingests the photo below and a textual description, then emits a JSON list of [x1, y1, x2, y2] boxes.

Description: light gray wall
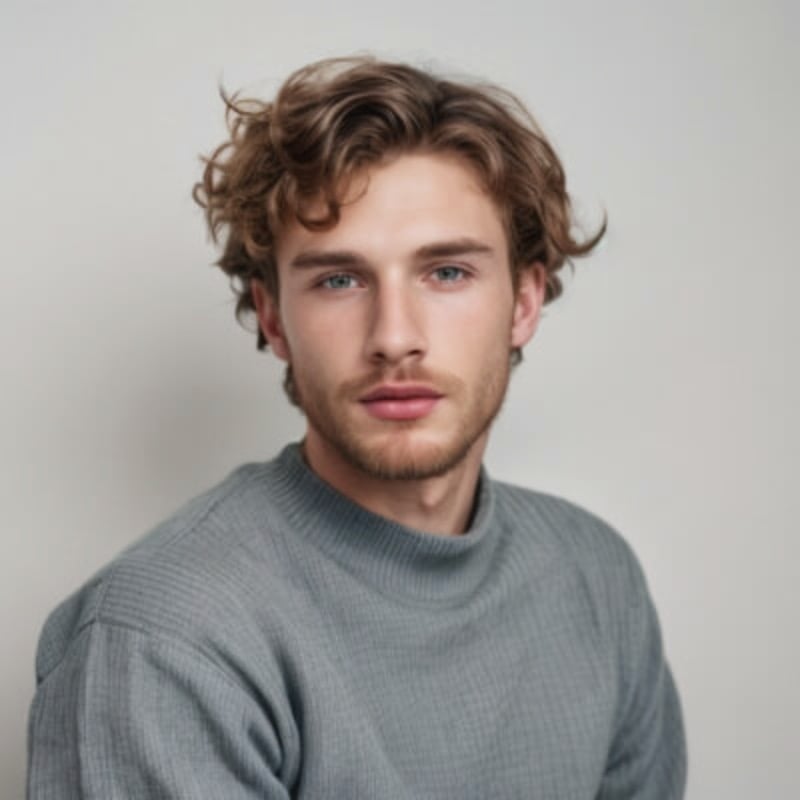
[[3, 1, 797, 796]]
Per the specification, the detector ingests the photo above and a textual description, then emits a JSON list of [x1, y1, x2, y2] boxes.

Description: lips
[[359, 384, 443, 421], [360, 384, 441, 402]]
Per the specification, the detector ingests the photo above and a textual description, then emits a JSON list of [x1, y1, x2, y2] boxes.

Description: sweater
[[27, 443, 686, 799]]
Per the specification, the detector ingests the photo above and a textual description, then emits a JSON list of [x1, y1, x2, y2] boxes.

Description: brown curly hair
[[193, 55, 605, 353]]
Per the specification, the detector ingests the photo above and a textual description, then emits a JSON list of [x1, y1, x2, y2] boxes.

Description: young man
[[28, 57, 687, 798]]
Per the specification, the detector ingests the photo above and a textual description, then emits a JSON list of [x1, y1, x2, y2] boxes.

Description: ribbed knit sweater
[[28, 443, 686, 798]]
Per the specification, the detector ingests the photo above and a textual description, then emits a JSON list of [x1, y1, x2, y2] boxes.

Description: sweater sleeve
[[596, 554, 687, 799], [27, 620, 292, 799]]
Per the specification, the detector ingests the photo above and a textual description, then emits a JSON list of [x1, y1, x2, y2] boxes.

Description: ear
[[510, 263, 547, 350], [251, 279, 291, 362]]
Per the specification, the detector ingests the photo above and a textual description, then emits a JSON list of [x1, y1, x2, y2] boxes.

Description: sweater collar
[[264, 442, 504, 606]]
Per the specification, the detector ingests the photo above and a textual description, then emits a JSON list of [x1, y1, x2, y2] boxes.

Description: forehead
[[275, 152, 509, 266]]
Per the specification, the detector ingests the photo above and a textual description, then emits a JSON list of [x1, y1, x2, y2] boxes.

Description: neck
[[302, 431, 488, 536]]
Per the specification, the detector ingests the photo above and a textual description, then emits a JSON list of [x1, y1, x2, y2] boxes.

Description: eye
[[432, 265, 468, 283], [319, 273, 359, 290]]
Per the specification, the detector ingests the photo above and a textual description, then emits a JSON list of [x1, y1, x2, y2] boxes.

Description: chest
[[277, 569, 620, 799]]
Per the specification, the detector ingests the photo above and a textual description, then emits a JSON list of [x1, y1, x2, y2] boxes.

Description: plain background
[[2, 1, 797, 797]]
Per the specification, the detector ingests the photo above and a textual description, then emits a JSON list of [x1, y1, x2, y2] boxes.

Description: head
[[193, 56, 604, 480]]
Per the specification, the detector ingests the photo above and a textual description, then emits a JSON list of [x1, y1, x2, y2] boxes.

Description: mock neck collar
[[263, 443, 504, 606]]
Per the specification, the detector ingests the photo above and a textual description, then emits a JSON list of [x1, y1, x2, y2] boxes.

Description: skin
[[252, 152, 545, 535]]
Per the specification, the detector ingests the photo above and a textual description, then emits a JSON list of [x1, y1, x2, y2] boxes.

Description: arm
[[27, 620, 293, 799], [596, 558, 687, 800]]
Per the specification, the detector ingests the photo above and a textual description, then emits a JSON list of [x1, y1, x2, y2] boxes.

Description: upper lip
[[360, 384, 443, 402]]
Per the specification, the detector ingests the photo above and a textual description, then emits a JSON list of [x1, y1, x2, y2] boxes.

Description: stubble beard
[[289, 357, 512, 481]]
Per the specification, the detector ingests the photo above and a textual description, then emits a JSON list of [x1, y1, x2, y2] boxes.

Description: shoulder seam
[[91, 614, 269, 702]]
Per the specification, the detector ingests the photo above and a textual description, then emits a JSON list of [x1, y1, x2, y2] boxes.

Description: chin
[[337, 428, 481, 482]]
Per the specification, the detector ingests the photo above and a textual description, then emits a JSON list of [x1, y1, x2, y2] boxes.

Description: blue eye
[[433, 265, 467, 282], [320, 274, 358, 290]]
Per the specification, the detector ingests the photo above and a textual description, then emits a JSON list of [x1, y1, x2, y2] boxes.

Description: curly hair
[[193, 55, 605, 354]]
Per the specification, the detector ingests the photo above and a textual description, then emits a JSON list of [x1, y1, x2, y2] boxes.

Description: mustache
[[339, 367, 466, 399]]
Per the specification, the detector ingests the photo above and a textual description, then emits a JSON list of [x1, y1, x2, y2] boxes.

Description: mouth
[[359, 384, 443, 421]]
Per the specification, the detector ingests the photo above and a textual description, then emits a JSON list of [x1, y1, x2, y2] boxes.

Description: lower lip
[[361, 397, 441, 421]]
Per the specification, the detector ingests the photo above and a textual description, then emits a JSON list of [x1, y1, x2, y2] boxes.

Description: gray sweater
[[28, 443, 686, 798]]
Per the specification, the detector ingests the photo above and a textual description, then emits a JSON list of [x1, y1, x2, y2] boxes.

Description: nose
[[363, 280, 426, 366]]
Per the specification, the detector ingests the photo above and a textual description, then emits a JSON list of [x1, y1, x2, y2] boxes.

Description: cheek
[[429, 289, 513, 356], [281, 303, 360, 374]]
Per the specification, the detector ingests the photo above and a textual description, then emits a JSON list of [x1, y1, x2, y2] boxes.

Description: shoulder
[[493, 480, 637, 565], [35, 459, 293, 683], [492, 479, 651, 617]]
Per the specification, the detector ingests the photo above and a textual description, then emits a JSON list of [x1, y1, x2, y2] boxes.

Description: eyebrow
[[288, 237, 496, 270]]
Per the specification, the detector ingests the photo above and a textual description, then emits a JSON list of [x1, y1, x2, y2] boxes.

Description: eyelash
[[319, 273, 360, 290], [315, 264, 472, 291], [432, 265, 468, 283]]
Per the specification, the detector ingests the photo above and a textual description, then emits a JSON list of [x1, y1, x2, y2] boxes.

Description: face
[[253, 152, 544, 481]]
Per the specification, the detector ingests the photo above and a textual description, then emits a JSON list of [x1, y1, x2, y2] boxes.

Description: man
[[28, 56, 686, 798]]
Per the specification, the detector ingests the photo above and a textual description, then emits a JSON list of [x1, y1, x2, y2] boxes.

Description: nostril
[[365, 326, 426, 364]]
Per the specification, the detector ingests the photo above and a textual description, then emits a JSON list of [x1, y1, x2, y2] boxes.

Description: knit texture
[[28, 443, 686, 798]]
